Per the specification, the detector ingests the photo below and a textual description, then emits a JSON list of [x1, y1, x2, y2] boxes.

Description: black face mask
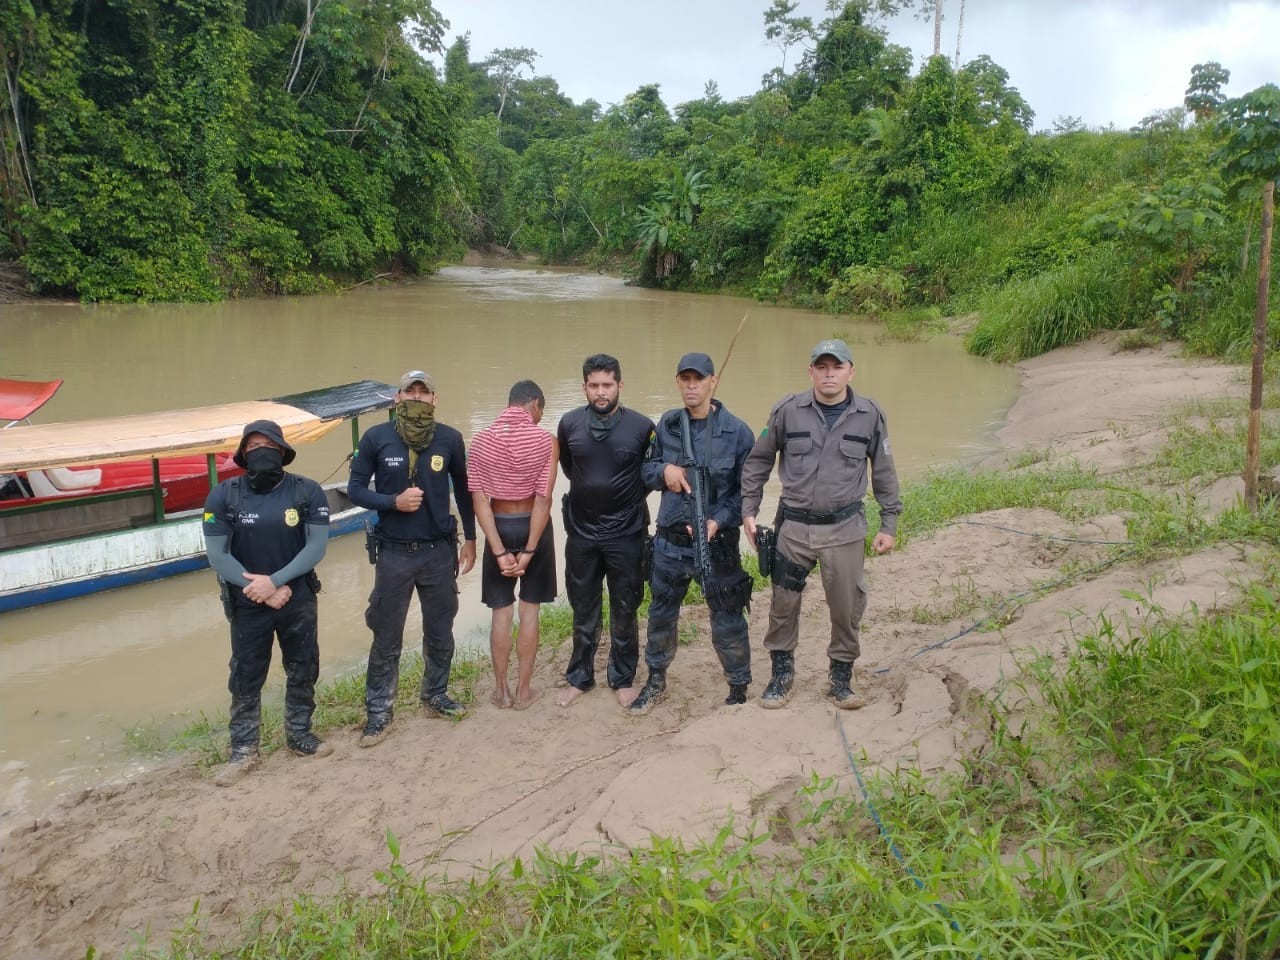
[[244, 447, 285, 492]]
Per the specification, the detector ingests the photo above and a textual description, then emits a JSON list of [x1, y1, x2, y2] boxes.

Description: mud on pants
[[563, 533, 643, 692], [363, 539, 459, 724], [226, 583, 320, 750], [643, 530, 752, 687]]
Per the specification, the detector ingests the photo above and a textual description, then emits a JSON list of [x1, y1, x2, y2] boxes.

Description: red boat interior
[[0, 378, 244, 512]]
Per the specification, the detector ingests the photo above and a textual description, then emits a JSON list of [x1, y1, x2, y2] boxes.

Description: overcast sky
[[432, 0, 1279, 131]]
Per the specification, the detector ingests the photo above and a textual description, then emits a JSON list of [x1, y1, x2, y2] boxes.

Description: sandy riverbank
[[0, 334, 1255, 959]]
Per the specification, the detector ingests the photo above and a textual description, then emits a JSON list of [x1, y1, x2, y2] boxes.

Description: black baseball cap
[[676, 352, 715, 377]]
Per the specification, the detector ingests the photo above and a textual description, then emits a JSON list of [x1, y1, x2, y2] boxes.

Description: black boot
[[760, 651, 794, 709], [629, 670, 667, 716], [724, 684, 748, 706], [827, 659, 866, 710], [284, 684, 332, 757]]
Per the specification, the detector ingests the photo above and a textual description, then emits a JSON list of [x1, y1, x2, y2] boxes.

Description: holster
[[641, 532, 654, 582], [218, 578, 235, 622], [364, 521, 379, 565], [304, 569, 322, 595], [755, 525, 777, 578]]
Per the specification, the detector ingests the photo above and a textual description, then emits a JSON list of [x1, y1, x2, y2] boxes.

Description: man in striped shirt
[[469, 380, 559, 710]]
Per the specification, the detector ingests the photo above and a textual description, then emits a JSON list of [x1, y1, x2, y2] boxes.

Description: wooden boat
[[1, 378, 245, 512], [0, 380, 395, 612]]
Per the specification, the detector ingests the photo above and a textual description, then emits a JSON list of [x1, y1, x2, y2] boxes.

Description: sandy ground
[[0, 336, 1259, 959]]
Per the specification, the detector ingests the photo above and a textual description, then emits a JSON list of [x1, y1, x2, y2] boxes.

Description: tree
[[763, 0, 813, 74], [1184, 61, 1230, 123], [961, 54, 1033, 131], [1215, 84, 1280, 512], [482, 46, 537, 126]]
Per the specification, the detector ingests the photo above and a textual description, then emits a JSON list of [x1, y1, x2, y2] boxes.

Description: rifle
[[680, 407, 714, 591]]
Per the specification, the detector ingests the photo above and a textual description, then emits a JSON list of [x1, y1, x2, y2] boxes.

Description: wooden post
[[1244, 178, 1274, 512]]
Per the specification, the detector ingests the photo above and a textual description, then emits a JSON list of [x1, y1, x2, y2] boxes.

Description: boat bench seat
[[26, 467, 104, 496]]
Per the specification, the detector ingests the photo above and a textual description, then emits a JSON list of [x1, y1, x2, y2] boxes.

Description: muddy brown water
[[0, 265, 1018, 823]]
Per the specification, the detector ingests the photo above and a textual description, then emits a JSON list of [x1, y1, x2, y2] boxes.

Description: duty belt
[[656, 524, 694, 547], [778, 500, 863, 525], [377, 536, 452, 553], [657, 524, 735, 548]]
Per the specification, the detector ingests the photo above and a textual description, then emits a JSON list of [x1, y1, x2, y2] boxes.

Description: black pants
[[364, 540, 458, 722], [563, 533, 643, 691], [645, 535, 752, 686], [227, 584, 319, 750]]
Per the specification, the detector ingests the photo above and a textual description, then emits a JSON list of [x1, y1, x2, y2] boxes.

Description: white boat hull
[[0, 504, 368, 614]]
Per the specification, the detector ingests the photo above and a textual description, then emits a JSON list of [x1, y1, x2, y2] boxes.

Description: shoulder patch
[[203, 511, 216, 524], [759, 426, 769, 439]]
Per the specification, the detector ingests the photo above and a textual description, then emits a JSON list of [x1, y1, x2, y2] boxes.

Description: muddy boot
[[760, 651, 795, 710], [628, 670, 667, 716], [214, 745, 260, 787], [827, 659, 866, 710], [724, 683, 749, 706], [422, 693, 469, 720], [358, 714, 392, 748], [286, 730, 333, 757]]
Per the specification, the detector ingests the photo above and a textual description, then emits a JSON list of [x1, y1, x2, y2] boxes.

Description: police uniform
[[741, 346, 902, 706], [641, 399, 756, 695], [202, 420, 331, 776], [348, 418, 476, 727]]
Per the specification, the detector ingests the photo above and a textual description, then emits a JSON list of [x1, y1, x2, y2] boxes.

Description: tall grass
[[966, 249, 1132, 361]]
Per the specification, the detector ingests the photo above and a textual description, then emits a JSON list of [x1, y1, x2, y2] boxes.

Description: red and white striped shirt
[[468, 406, 554, 500]]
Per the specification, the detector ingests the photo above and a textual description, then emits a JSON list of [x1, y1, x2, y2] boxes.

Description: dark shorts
[[481, 514, 558, 608]]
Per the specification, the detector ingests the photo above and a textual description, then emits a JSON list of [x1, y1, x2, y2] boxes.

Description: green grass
[[966, 248, 1131, 361], [1148, 414, 1280, 487]]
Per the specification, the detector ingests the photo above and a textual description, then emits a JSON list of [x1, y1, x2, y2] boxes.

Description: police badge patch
[[430, 454, 445, 472], [284, 507, 300, 527]]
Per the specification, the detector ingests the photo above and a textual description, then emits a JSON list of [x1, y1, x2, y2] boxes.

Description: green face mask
[[394, 399, 437, 477]]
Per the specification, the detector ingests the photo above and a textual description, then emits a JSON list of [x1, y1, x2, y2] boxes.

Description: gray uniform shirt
[[741, 389, 902, 547]]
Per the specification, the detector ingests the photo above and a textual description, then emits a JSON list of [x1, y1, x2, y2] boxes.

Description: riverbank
[[0, 334, 1268, 958]]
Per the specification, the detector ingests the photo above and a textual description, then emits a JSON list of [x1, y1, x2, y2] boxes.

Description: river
[[0, 265, 1018, 823]]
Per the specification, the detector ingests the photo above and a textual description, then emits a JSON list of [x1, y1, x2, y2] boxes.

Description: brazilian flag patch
[[759, 427, 769, 439], [203, 511, 215, 525]]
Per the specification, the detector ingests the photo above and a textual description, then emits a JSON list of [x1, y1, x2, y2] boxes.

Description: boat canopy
[[0, 378, 64, 425], [0, 380, 395, 472]]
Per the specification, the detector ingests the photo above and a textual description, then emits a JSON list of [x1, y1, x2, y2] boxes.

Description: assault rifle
[[679, 407, 714, 590]]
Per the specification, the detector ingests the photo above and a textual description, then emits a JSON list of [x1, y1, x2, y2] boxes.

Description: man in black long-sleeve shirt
[[556, 354, 655, 708], [203, 419, 331, 786], [348, 370, 476, 746]]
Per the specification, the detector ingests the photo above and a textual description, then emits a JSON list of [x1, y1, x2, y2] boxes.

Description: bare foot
[[513, 687, 542, 711], [556, 686, 587, 708], [490, 686, 513, 708], [615, 686, 639, 708]]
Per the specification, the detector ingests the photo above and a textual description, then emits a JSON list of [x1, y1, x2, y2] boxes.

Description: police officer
[[203, 420, 332, 787], [741, 339, 902, 710], [348, 370, 477, 746], [630, 353, 756, 715]]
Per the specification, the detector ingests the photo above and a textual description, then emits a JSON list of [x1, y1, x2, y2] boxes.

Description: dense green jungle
[[0, 0, 1276, 363]]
